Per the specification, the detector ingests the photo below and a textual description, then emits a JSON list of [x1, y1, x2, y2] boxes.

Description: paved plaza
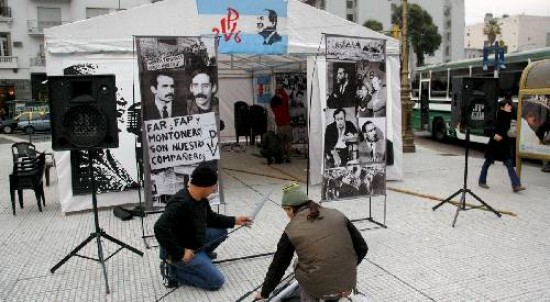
[[0, 134, 549, 302]]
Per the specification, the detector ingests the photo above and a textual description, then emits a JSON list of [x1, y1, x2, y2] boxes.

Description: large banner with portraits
[[135, 36, 221, 208], [518, 94, 550, 156], [275, 73, 308, 144], [322, 35, 387, 201], [197, 0, 288, 55]]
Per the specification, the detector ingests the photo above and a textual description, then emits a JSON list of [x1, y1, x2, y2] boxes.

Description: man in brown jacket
[[255, 183, 368, 301]]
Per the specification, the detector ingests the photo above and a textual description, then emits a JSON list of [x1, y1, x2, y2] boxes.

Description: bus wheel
[[432, 118, 447, 142]]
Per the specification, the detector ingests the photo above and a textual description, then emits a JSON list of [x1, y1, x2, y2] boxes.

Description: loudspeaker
[[451, 77, 498, 131], [48, 75, 119, 150]]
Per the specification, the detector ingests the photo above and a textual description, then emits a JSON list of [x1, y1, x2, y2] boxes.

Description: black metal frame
[[432, 129, 501, 227], [50, 149, 144, 294]]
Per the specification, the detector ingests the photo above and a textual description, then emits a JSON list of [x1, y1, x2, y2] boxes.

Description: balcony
[[28, 20, 70, 35], [30, 56, 46, 66], [0, 56, 19, 69], [0, 6, 12, 24]]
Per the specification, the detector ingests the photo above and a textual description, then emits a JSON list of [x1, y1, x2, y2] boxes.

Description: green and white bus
[[411, 47, 550, 143]]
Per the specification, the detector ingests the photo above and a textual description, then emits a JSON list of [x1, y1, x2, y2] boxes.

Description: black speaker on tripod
[[48, 75, 119, 150], [451, 77, 498, 134], [435, 77, 501, 227], [48, 75, 142, 294]]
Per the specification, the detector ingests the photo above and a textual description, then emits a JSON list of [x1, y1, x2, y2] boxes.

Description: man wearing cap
[[154, 162, 252, 290], [255, 183, 368, 301]]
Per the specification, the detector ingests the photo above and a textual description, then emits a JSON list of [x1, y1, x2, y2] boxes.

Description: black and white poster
[[135, 36, 221, 208], [275, 73, 308, 144], [322, 35, 386, 201]]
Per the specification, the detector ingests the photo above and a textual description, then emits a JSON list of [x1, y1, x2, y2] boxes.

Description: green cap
[[281, 183, 309, 207]]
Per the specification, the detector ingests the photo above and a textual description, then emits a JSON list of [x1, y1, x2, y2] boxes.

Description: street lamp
[[400, 0, 416, 152]]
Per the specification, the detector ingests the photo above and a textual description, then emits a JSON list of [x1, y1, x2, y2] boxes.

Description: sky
[[465, 0, 550, 25]]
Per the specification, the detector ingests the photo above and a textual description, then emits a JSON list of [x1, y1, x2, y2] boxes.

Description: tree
[[363, 19, 383, 32], [392, 4, 442, 66], [483, 18, 502, 45]]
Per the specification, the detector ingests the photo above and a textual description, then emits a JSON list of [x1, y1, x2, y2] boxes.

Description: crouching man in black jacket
[[154, 162, 252, 290], [255, 183, 368, 301]]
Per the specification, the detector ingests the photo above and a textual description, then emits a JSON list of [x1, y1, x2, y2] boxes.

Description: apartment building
[[305, 0, 465, 65], [0, 0, 151, 117], [465, 14, 550, 53]]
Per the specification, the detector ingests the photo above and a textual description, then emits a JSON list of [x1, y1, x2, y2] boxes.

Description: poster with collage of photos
[[135, 36, 221, 208], [322, 35, 387, 201], [275, 73, 308, 144]]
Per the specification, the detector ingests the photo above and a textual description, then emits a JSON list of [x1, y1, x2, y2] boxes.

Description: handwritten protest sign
[[144, 112, 220, 170]]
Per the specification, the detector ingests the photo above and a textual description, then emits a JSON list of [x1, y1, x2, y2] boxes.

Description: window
[[346, 14, 355, 22], [430, 71, 448, 98], [318, 0, 325, 10], [446, 33, 451, 41], [466, 32, 470, 37], [546, 33, 550, 47], [346, 0, 354, 9], [86, 8, 110, 19], [0, 33, 10, 56], [445, 46, 451, 56], [37, 7, 61, 31]]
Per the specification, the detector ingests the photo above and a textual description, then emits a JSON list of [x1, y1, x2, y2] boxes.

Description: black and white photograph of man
[[354, 118, 386, 164], [322, 164, 386, 200], [370, 75, 387, 117], [324, 108, 358, 168], [187, 67, 219, 115], [257, 9, 282, 45], [143, 71, 189, 121], [327, 62, 356, 108]]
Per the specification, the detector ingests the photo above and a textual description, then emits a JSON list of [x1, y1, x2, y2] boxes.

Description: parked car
[[14, 111, 51, 134], [0, 118, 18, 134]]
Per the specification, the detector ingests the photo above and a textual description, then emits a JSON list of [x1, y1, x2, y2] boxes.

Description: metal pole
[[401, 0, 416, 152]]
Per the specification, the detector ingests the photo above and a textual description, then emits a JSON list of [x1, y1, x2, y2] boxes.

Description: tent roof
[[45, 0, 399, 72]]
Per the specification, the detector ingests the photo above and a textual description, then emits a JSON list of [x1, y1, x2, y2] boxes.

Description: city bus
[[411, 47, 550, 143]]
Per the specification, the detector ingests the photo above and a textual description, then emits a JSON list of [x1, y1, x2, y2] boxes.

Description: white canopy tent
[[45, 0, 403, 212]]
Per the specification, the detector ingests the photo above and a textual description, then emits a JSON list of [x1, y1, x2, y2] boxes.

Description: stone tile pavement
[[0, 135, 549, 301]]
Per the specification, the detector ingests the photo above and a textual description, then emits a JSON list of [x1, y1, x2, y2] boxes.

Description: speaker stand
[[50, 149, 143, 294], [432, 129, 501, 227]]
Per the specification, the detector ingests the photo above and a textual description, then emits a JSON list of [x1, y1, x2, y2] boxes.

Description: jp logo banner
[[197, 0, 288, 54]]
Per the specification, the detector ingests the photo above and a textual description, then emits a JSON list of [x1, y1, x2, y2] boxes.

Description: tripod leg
[[96, 235, 110, 294], [51, 233, 97, 273], [101, 232, 144, 256], [466, 190, 502, 217], [452, 192, 466, 227], [433, 189, 462, 211]]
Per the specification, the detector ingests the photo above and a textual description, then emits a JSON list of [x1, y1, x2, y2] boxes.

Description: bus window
[[449, 68, 470, 96], [498, 70, 521, 98], [430, 70, 448, 98], [411, 73, 420, 99]]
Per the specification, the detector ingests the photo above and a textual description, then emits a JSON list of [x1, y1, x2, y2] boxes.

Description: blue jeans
[[160, 228, 228, 290], [479, 158, 521, 187]]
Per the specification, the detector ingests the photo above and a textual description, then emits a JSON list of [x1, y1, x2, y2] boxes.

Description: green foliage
[[391, 3, 442, 66], [363, 19, 383, 32]]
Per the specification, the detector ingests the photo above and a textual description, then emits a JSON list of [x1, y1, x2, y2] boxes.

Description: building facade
[[465, 14, 550, 54], [304, 0, 465, 65], [0, 0, 151, 118]]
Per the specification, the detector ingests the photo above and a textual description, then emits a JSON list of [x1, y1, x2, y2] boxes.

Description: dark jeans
[[479, 158, 521, 187], [160, 228, 228, 290]]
